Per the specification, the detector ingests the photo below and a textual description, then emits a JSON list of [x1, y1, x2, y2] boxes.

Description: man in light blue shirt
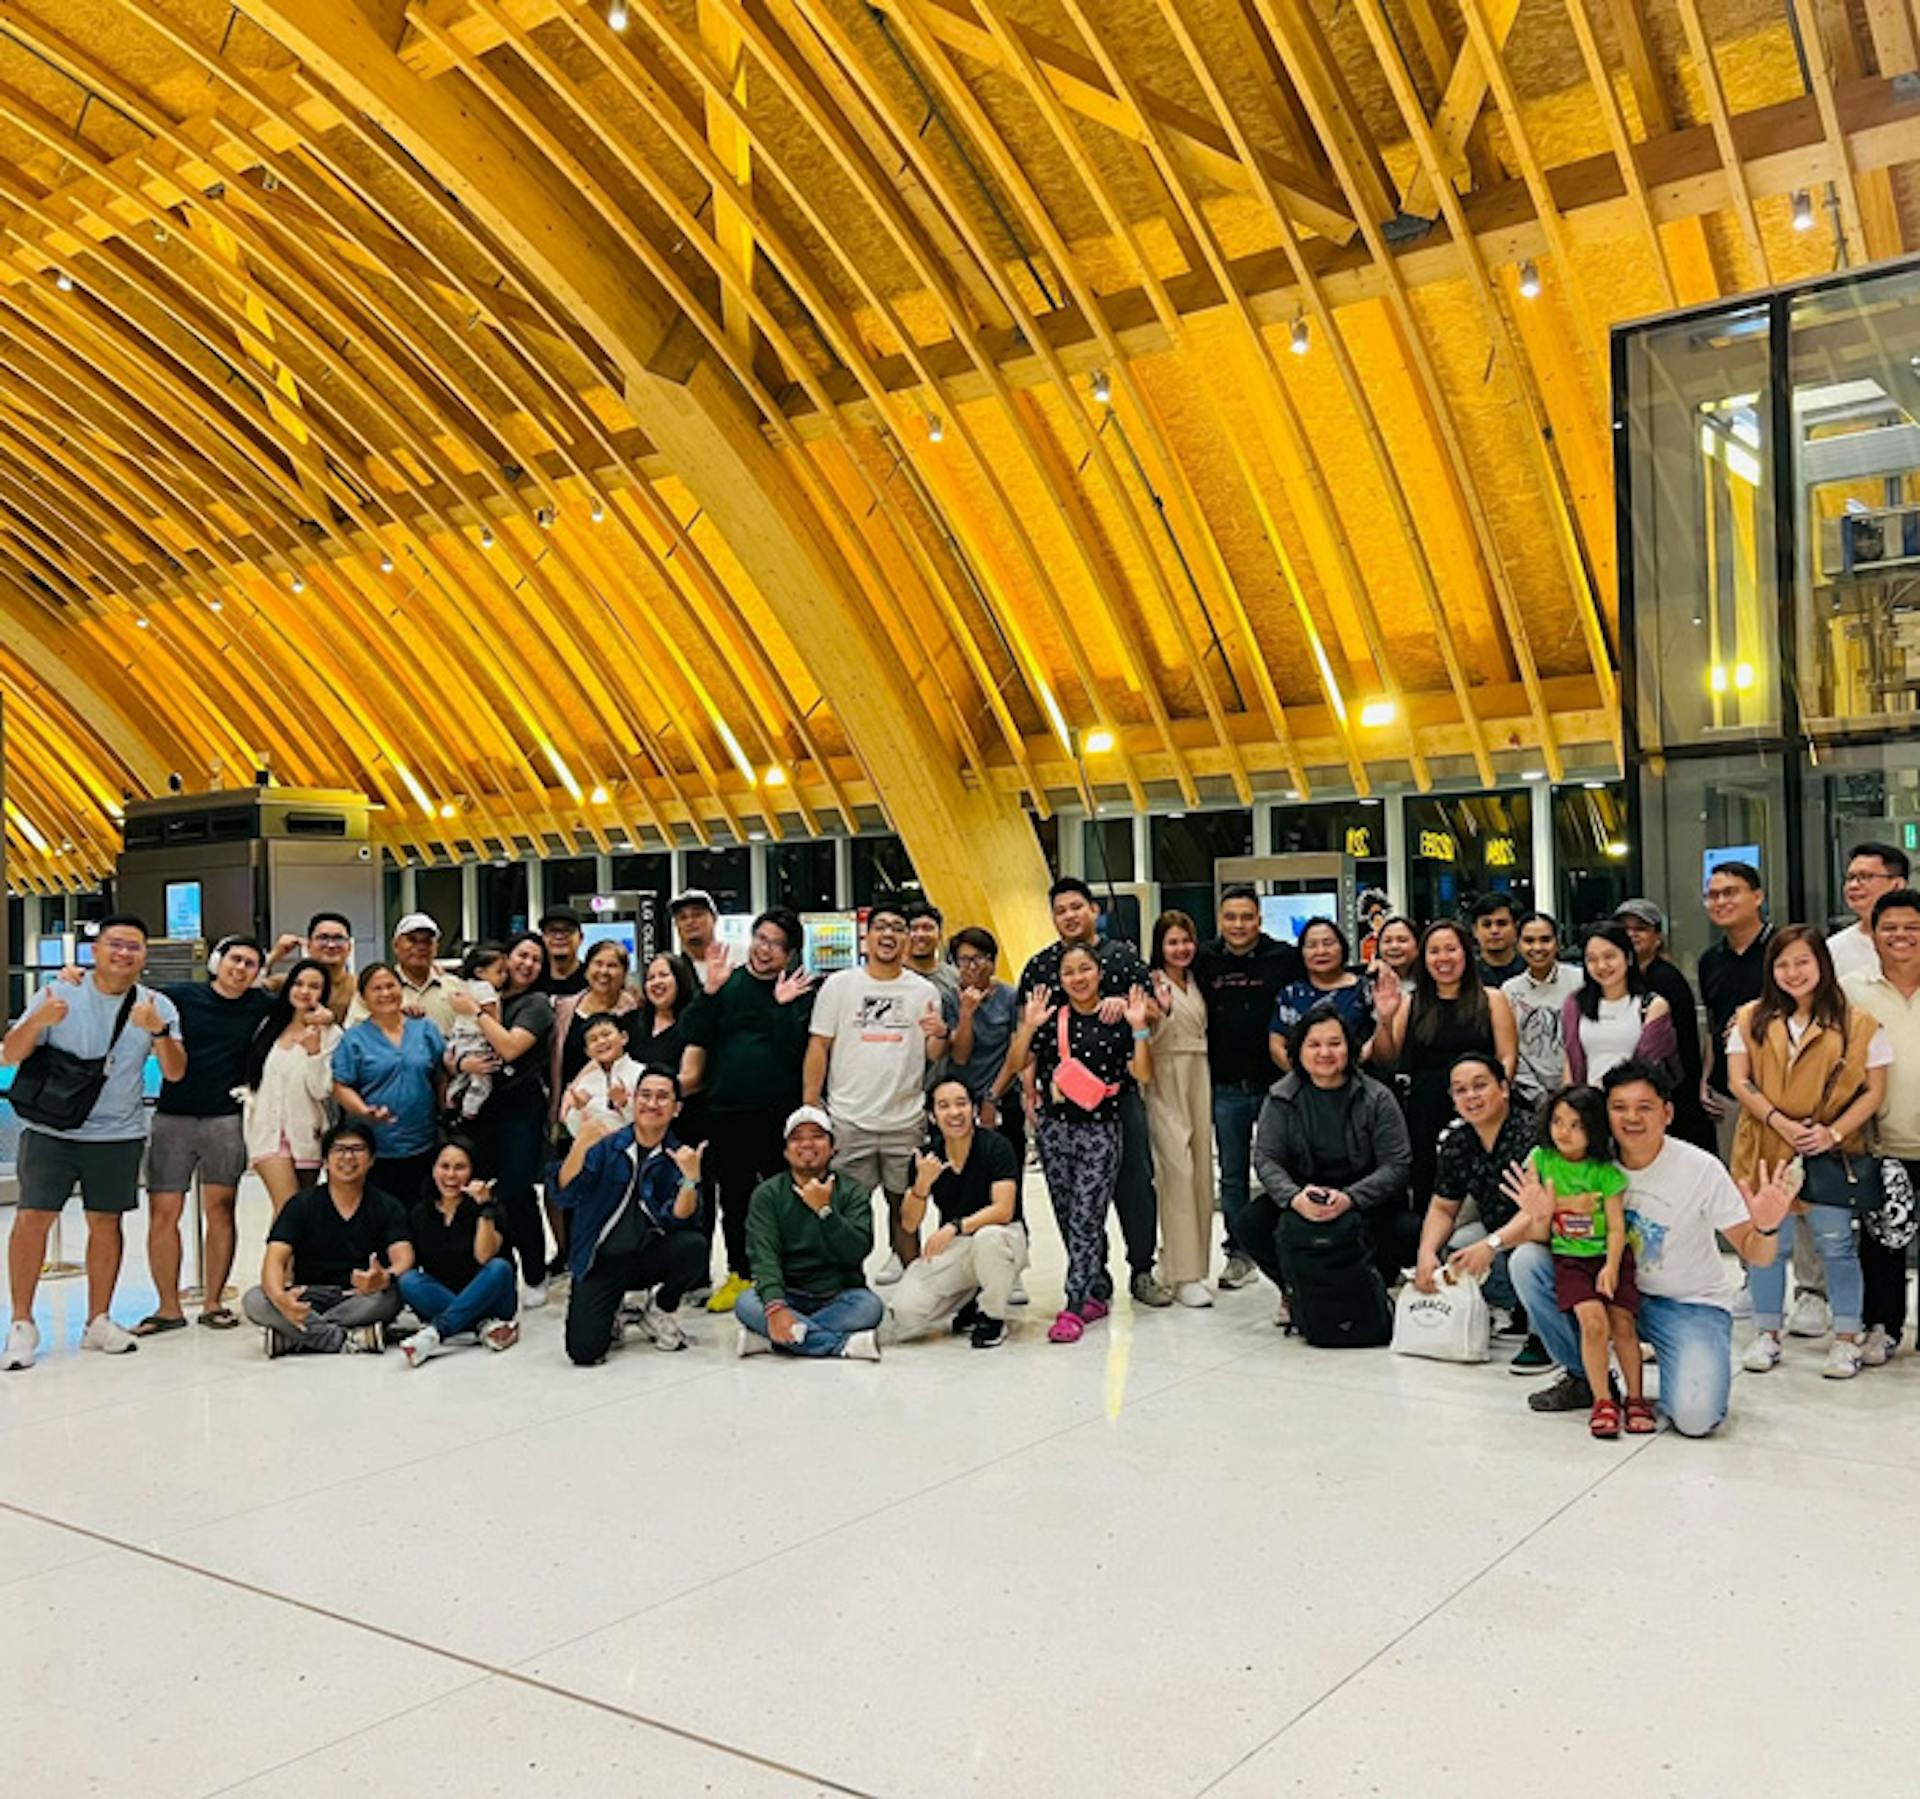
[[3, 914, 183, 1370]]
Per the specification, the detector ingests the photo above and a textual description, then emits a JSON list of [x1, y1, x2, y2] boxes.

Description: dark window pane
[[1553, 783, 1632, 929], [1082, 818, 1134, 883], [543, 857, 598, 914], [769, 840, 837, 911], [685, 846, 752, 915], [611, 852, 671, 900], [416, 868, 464, 945], [382, 868, 403, 939], [1031, 813, 1060, 878], [851, 835, 920, 908], [478, 859, 529, 940], [1405, 792, 1534, 926]]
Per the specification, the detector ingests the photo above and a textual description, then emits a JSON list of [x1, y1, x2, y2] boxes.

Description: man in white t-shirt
[[1501, 911, 1584, 1105], [1827, 841, 1909, 982], [804, 899, 948, 1286], [1506, 1059, 1792, 1436]]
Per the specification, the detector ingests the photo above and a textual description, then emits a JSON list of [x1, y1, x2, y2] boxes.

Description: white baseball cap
[[783, 1104, 835, 1140], [393, 912, 440, 938]]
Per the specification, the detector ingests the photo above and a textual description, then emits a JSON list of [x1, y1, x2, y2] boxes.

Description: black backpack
[[1277, 1207, 1393, 1349]]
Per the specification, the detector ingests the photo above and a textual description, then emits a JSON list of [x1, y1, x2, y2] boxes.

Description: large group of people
[[4, 850, 1916, 1445]]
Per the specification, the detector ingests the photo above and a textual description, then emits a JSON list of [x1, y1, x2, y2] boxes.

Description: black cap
[[539, 905, 582, 931]]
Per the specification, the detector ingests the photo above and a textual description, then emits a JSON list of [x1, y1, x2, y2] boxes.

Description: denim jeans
[[1749, 1205, 1863, 1335], [735, 1286, 884, 1357], [397, 1258, 518, 1338], [1511, 1241, 1732, 1437], [1212, 1083, 1264, 1254]]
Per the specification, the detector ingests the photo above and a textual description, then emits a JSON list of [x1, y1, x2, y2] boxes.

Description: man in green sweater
[[735, 1107, 884, 1361]]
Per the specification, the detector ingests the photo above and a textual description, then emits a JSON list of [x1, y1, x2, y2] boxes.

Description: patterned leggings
[[1036, 1112, 1122, 1310]]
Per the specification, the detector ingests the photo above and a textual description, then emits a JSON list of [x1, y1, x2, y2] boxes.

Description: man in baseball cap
[[538, 905, 587, 998], [1612, 898, 1716, 1152], [354, 912, 456, 1032], [671, 888, 733, 995], [732, 1105, 883, 1361]]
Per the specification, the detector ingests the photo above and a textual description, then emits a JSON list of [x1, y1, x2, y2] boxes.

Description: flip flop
[[197, 1307, 240, 1330], [132, 1313, 189, 1337]]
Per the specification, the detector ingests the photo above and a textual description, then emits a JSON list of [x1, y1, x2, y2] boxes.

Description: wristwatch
[[1486, 1230, 1506, 1254]]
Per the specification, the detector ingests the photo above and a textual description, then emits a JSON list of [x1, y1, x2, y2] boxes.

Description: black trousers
[[472, 1083, 550, 1286], [564, 1231, 707, 1366], [705, 1105, 788, 1280], [1110, 1087, 1158, 1284], [1234, 1191, 1288, 1291]]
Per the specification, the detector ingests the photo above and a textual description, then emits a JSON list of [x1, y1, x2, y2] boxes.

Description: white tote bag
[[1390, 1266, 1490, 1363]]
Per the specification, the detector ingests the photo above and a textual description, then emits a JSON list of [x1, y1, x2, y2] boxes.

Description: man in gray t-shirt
[[3, 914, 184, 1370]]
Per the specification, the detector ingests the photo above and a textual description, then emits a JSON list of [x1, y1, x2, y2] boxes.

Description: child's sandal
[[1624, 1397, 1657, 1434], [1589, 1398, 1621, 1439]]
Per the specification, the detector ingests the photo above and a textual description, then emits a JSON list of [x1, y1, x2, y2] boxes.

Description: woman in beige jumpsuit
[[1147, 910, 1216, 1307]]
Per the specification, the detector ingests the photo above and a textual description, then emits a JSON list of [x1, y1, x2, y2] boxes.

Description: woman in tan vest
[[1725, 925, 1888, 1379]]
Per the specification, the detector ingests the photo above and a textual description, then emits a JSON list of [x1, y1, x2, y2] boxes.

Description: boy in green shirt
[[735, 1107, 884, 1360]]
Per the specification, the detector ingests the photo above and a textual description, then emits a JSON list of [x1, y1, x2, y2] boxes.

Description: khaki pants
[[882, 1223, 1029, 1341], [1147, 1050, 1215, 1285]]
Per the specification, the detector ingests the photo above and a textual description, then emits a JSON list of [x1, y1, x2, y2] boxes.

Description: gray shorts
[[17, 1132, 147, 1215], [830, 1118, 921, 1196], [146, 1112, 247, 1192]]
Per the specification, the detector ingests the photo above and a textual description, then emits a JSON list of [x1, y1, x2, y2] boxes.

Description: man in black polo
[[1017, 877, 1171, 1307], [1195, 883, 1300, 1289]]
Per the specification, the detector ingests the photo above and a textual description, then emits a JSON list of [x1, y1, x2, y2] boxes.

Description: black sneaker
[[970, 1316, 1007, 1350], [1494, 1306, 1532, 1340], [1527, 1370, 1592, 1412], [1509, 1334, 1555, 1374], [950, 1297, 983, 1336]]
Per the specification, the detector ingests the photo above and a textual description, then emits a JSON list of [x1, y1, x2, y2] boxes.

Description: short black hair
[[1601, 1057, 1673, 1102], [752, 906, 803, 959], [307, 910, 352, 936], [1286, 1001, 1358, 1070], [91, 913, 150, 941], [1872, 887, 1920, 928], [1850, 840, 1912, 880], [321, 1117, 378, 1157], [212, 933, 263, 963], [539, 906, 583, 931], [582, 1013, 627, 1039], [904, 899, 943, 927], [634, 1062, 682, 1097], [1296, 915, 1350, 961], [355, 960, 397, 996], [1219, 882, 1259, 909], [1518, 910, 1560, 937], [1470, 894, 1517, 923], [1049, 876, 1095, 906], [927, 1073, 974, 1105], [867, 896, 912, 930], [949, 925, 998, 962], [1447, 1049, 1509, 1087], [1706, 860, 1762, 891]]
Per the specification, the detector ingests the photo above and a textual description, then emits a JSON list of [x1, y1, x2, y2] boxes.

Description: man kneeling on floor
[[243, 1119, 413, 1356], [1506, 1060, 1793, 1436], [553, 1065, 706, 1365], [736, 1106, 883, 1360], [883, 1076, 1027, 1350]]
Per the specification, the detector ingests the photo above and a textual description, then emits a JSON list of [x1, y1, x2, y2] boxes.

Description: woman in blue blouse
[[331, 963, 446, 1205], [1269, 918, 1374, 1069]]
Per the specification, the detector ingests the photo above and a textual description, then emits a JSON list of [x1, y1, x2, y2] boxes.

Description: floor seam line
[[0, 1498, 875, 1798], [1186, 1433, 1662, 1798]]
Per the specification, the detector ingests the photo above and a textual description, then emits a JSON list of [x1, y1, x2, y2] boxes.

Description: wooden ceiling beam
[[1402, 0, 1522, 215]]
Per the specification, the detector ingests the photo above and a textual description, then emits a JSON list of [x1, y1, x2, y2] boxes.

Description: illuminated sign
[[1418, 830, 1455, 862], [1344, 826, 1373, 858], [1486, 837, 1517, 868]]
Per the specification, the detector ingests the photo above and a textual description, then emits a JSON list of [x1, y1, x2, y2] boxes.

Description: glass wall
[[1151, 809, 1251, 941], [611, 851, 671, 904], [684, 846, 752, 916], [1270, 798, 1389, 900], [850, 834, 919, 908], [1404, 791, 1533, 924], [769, 839, 836, 911], [1554, 782, 1632, 926], [1081, 818, 1134, 883], [477, 859, 528, 940], [1795, 739, 1920, 934], [543, 855, 597, 913], [416, 867, 464, 943]]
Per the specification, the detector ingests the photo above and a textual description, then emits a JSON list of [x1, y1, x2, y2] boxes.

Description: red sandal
[[1589, 1398, 1621, 1439], [1624, 1397, 1657, 1434]]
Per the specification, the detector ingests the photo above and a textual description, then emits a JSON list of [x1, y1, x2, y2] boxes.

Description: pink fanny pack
[[1053, 1006, 1120, 1112]]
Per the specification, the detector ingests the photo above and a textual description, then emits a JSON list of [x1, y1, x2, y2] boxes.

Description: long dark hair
[[1575, 923, 1648, 1022], [243, 956, 330, 1090], [1408, 920, 1488, 1048], [1748, 923, 1849, 1043], [1149, 909, 1198, 971], [1538, 1082, 1614, 1164]]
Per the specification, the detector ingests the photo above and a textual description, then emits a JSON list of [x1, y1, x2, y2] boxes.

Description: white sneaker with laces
[[402, 1325, 442, 1368], [1742, 1330, 1782, 1373], [1175, 1281, 1213, 1309], [1823, 1337, 1864, 1379], [3, 1319, 39, 1371], [841, 1328, 881, 1361], [1219, 1253, 1258, 1291], [1861, 1324, 1895, 1367], [873, 1253, 905, 1287], [521, 1281, 549, 1310], [640, 1295, 688, 1351], [1788, 1291, 1832, 1338], [81, 1315, 138, 1355]]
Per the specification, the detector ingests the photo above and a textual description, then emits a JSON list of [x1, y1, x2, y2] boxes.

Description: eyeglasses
[[1845, 869, 1898, 887], [954, 952, 992, 968], [310, 932, 351, 946], [96, 936, 145, 954], [327, 1143, 371, 1158]]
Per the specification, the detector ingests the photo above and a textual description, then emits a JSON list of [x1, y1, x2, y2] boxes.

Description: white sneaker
[[736, 1324, 771, 1358], [2, 1319, 39, 1371], [1009, 1275, 1029, 1306], [1219, 1253, 1258, 1291], [841, 1328, 881, 1361], [1788, 1291, 1832, 1338], [1823, 1337, 1864, 1379], [1742, 1330, 1782, 1373], [521, 1281, 549, 1311], [874, 1253, 904, 1286], [1175, 1281, 1213, 1309], [402, 1325, 442, 1368], [1861, 1324, 1895, 1367], [639, 1295, 687, 1352], [81, 1315, 138, 1356]]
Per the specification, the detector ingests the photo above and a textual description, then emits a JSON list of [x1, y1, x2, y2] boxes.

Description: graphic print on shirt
[[854, 992, 918, 1041], [1625, 1208, 1667, 1269]]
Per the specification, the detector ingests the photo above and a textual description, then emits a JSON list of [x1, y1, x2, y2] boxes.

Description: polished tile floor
[[4, 1177, 1916, 1797]]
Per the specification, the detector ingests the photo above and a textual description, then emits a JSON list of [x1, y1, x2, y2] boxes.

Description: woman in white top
[[1561, 924, 1677, 1089], [1147, 909, 1215, 1308], [237, 956, 341, 1215]]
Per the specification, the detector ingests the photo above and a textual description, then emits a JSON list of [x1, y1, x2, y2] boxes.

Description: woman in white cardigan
[[237, 957, 342, 1215]]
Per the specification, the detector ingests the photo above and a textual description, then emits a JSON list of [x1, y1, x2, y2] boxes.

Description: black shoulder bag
[[10, 987, 139, 1131]]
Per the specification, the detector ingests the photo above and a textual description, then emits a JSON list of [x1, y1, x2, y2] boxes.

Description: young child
[[1532, 1084, 1651, 1439], [560, 1015, 645, 1140], [445, 944, 506, 1122]]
